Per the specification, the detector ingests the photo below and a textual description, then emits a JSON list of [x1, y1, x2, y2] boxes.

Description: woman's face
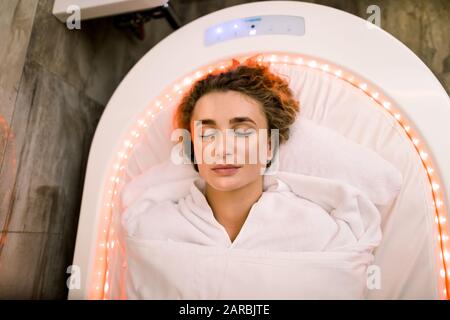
[[190, 90, 272, 192]]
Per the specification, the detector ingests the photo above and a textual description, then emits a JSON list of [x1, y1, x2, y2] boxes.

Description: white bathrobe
[[121, 171, 382, 299]]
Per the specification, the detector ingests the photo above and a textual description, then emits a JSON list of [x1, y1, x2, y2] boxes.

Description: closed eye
[[200, 128, 218, 139], [199, 127, 256, 139], [234, 128, 256, 137]]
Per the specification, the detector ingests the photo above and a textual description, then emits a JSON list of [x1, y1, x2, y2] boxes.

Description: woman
[[172, 57, 299, 245], [121, 57, 381, 299]]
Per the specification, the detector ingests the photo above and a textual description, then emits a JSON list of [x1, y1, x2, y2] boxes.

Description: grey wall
[[0, 0, 448, 299]]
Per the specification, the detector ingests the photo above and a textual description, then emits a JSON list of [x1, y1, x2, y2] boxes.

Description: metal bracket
[[113, 2, 181, 40]]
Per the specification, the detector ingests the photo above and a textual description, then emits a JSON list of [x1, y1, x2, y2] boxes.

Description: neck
[[204, 176, 264, 242]]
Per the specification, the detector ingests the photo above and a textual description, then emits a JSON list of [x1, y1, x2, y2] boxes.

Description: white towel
[[121, 171, 382, 299]]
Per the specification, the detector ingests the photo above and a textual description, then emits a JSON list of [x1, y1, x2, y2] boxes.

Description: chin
[[207, 176, 244, 192]]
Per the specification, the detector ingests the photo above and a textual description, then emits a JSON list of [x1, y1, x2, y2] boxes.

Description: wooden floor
[[0, 0, 449, 299]]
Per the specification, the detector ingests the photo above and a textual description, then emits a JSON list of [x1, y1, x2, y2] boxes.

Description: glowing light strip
[[89, 53, 449, 300]]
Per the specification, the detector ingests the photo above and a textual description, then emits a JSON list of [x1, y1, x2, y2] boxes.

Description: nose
[[213, 130, 234, 163]]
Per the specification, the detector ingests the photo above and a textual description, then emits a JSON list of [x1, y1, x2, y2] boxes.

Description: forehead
[[191, 90, 267, 125]]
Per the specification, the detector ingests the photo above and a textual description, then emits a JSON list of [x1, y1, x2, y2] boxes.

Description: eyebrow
[[195, 117, 257, 127]]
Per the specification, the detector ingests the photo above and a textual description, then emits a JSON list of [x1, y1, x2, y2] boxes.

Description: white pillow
[[277, 117, 402, 206], [122, 117, 402, 209]]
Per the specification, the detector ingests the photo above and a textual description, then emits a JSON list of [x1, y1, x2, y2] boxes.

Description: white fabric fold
[[121, 171, 382, 299]]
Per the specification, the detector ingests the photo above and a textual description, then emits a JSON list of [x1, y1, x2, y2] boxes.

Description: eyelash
[[200, 129, 254, 138]]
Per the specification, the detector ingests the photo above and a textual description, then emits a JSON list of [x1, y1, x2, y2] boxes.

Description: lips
[[212, 164, 242, 170], [211, 164, 242, 176]]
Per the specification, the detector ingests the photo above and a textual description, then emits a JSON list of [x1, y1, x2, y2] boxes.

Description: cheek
[[241, 135, 270, 164], [192, 137, 206, 157], [194, 140, 216, 167]]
